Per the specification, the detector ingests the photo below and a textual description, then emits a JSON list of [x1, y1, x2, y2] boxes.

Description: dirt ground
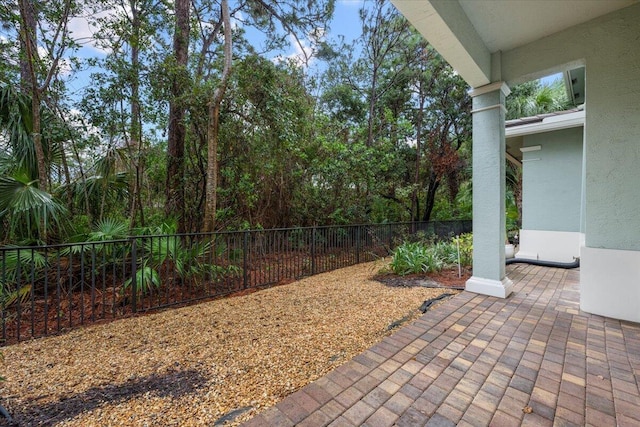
[[0, 260, 460, 426]]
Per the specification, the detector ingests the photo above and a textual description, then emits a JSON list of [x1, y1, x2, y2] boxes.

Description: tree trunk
[[411, 80, 425, 222], [203, 0, 232, 233], [366, 68, 377, 147], [18, 0, 36, 89], [165, 0, 190, 233], [422, 173, 440, 222], [128, 1, 142, 229], [59, 140, 73, 212], [18, 0, 49, 192]]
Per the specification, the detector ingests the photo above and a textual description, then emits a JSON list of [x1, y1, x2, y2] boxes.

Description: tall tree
[[165, 0, 190, 232], [85, 0, 167, 229], [15, 0, 76, 192], [194, 0, 334, 231], [420, 62, 471, 222], [202, 0, 231, 233], [358, 0, 412, 146]]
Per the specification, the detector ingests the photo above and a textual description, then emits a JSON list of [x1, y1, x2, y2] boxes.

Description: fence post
[[356, 225, 361, 264], [243, 230, 249, 289], [131, 238, 137, 313], [311, 227, 316, 275]]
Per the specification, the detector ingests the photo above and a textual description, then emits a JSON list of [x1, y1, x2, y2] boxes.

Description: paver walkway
[[242, 264, 640, 426]]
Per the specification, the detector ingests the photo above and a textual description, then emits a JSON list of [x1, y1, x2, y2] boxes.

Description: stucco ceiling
[[391, 0, 639, 87], [458, 0, 637, 53]]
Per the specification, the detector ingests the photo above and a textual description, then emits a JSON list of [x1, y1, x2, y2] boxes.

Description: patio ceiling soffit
[[392, 0, 639, 90]]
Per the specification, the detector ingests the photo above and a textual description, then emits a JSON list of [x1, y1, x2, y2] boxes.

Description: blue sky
[[4, 0, 561, 108], [59, 0, 367, 93], [331, 0, 365, 40]]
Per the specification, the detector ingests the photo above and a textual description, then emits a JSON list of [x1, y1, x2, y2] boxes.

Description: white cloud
[[35, 45, 74, 78], [336, 0, 364, 8], [0, 35, 19, 67], [68, 3, 132, 55], [57, 57, 73, 77], [273, 28, 325, 68], [231, 10, 244, 30], [68, 12, 111, 55]]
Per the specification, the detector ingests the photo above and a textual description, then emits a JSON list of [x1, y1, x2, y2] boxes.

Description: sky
[[2, 0, 562, 107], [240, 0, 365, 67], [52, 0, 367, 100]]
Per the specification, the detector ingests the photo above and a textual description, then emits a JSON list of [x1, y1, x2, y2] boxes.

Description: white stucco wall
[[516, 230, 581, 263]]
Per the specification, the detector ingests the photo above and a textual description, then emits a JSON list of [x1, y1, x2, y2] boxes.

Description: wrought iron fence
[[0, 220, 471, 344]]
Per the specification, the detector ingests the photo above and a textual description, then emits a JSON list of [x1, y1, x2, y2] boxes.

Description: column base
[[465, 276, 514, 298]]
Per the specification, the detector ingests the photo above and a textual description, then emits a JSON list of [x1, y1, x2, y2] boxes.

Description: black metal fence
[[0, 220, 471, 344]]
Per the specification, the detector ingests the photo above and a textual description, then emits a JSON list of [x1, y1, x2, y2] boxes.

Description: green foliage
[[0, 247, 48, 307], [0, 1, 480, 241], [0, 171, 68, 244], [62, 217, 130, 258], [123, 265, 161, 296], [389, 242, 442, 276], [456, 233, 473, 267], [507, 78, 571, 120], [388, 233, 472, 276], [122, 223, 240, 297], [88, 218, 129, 242]]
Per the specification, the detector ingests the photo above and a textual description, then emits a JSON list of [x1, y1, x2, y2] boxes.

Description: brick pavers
[[241, 264, 640, 426]]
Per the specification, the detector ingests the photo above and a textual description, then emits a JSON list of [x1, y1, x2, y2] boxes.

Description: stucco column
[[465, 82, 513, 298]]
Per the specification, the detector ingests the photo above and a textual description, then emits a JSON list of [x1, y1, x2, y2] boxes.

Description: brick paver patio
[[242, 264, 640, 426]]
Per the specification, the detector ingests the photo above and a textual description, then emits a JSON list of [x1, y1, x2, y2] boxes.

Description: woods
[[0, 0, 479, 245]]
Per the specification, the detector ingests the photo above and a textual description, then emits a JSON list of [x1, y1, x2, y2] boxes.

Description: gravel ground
[[0, 260, 458, 426]]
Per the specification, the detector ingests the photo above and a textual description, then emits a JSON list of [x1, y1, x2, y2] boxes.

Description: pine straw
[[0, 260, 458, 426]]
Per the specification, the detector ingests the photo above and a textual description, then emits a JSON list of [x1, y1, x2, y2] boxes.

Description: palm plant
[[0, 85, 35, 177], [123, 223, 239, 297], [62, 217, 130, 258], [0, 85, 63, 181], [0, 246, 48, 307], [507, 78, 571, 120], [57, 147, 130, 223], [0, 85, 67, 244], [0, 170, 67, 245]]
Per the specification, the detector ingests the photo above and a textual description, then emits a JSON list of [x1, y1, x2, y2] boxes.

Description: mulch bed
[[0, 260, 460, 427], [374, 266, 472, 289]]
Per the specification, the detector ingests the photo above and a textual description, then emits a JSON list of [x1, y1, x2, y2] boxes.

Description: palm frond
[[88, 218, 129, 241], [0, 172, 68, 240]]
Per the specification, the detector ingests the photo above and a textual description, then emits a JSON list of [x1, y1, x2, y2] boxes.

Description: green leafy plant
[[389, 242, 435, 275], [123, 264, 161, 296], [63, 217, 130, 258], [0, 247, 47, 307], [87, 218, 129, 242], [454, 233, 473, 267], [144, 235, 214, 280], [388, 233, 473, 276], [123, 224, 241, 297], [0, 171, 68, 244]]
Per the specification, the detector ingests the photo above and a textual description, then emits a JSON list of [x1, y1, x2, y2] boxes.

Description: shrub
[[456, 233, 473, 266], [387, 233, 473, 276], [389, 242, 430, 275], [389, 242, 444, 275]]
